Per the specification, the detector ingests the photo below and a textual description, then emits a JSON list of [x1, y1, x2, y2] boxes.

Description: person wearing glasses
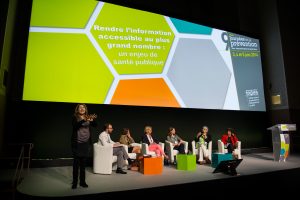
[[98, 123, 132, 174]]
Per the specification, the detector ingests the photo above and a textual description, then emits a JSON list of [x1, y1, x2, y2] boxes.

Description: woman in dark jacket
[[141, 126, 168, 159], [71, 104, 97, 189]]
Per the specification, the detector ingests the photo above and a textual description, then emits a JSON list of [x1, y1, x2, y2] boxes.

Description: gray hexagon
[[167, 38, 231, 109]]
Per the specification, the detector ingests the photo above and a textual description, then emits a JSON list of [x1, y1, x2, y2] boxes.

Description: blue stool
[[212, 153, 232, 168]]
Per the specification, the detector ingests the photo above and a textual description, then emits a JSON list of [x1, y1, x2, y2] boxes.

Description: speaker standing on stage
[[71, 104, 97, 189]]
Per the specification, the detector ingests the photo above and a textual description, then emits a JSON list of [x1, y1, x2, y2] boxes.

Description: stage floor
[[17, 153, 300, 198]]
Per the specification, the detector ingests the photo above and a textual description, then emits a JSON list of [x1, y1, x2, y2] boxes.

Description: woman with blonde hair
[[141, 126, 168, 159]]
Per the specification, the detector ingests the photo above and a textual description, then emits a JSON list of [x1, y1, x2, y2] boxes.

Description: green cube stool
[[212, 153, 232, 168], [177, 154, 196, 171]]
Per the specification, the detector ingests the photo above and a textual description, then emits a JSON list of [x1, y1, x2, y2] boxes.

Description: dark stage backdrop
[[5, 101, 269, 159]]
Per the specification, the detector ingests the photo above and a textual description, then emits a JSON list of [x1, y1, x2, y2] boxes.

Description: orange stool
[[140, 157, 163, 175]]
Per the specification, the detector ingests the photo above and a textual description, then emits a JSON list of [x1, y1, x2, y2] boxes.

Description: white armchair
[[141, 142, 165, 156], [217, 140, 242, 159], [165, 140, 188, 163], [191, 140, 212, 162], [93, 143, 136, 174]]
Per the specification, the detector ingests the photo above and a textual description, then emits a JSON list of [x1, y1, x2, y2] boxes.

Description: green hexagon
[[91, 3, 174, 74], [30, 0, 97, 28], [23, 32, 114, 104]]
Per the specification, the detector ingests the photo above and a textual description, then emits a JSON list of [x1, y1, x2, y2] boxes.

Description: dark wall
[[3, 0, 273, 159], [0, 0, 9, 154], [277, 1, 300, 110], [277, 0, 300, 151], [101, 0, 244, 36], [0, 0, 9, 61], [1, 0, 32, 156]]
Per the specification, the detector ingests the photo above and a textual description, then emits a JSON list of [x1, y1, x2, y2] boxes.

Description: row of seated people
[[95, 124, 169, 175], [192, 127, 241, 164], [167, 126, 241, 164], [94, 124, 241, 174]]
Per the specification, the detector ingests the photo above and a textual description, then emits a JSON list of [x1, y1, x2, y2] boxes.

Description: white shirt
[[98, 131, 115, 147], [147, 134, 154, 144]]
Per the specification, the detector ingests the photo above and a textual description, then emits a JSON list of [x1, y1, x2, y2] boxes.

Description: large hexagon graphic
[[90, 3, 175, 75], [110, 78, 180, 107], [167, 38, 231, 109], [23, 32, 114, 104], [30, 0, 97, 28]]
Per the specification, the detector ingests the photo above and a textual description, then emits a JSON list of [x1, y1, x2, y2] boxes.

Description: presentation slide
[[23, 0, 266, 111]]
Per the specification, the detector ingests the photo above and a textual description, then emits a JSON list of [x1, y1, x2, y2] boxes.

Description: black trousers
[[173, 143, 185, 154], [72, 156, 86, 185], [226, 143, 234, 153]]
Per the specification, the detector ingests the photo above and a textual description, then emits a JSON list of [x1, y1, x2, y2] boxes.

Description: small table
[[212, 153, 232, 168], [176, 154, 196, 171]]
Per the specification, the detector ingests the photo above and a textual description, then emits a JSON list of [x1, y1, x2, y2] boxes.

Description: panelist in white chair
[[221, 128, 239, 159], [194, 126, 212, 164], [166, 127, 186, 154], [98, 123, 132, 174], [141, 126, 169, 160], [119, 128, 141, 154]]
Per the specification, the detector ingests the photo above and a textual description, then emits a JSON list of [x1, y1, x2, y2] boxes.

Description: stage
[[16, 152, 300, 199]]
